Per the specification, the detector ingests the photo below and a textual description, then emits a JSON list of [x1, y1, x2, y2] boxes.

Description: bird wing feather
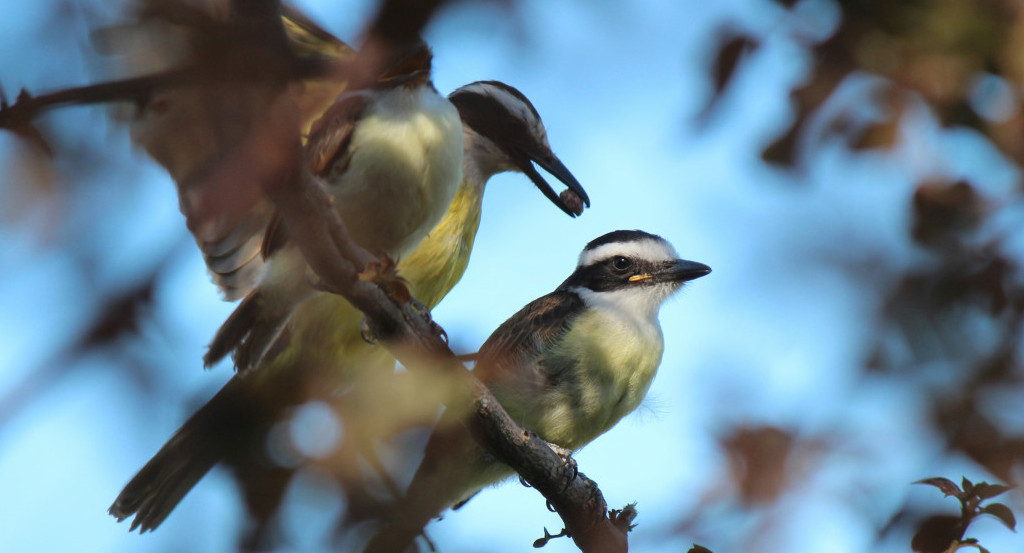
[[259, 92, 370, 259], [108, 7, 354, 299], [305, 92, 371, 177], [473, 290, 585, 386]]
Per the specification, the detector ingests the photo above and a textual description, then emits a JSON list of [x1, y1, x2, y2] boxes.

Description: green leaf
[[915, 477, 964, 498], [980, 503, 1016, 531], [972, 482, 1014, 500]]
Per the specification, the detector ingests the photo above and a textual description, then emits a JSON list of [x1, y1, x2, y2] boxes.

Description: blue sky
[[0, 1, 1022, 553]]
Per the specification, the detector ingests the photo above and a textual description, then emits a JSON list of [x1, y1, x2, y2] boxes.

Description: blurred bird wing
[[103, 6, 354, 299], [280, 7, 356, 136]]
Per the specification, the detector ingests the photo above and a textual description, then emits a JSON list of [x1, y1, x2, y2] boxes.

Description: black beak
[[516, 147, 591, 218], [658, 259, 711, 283]]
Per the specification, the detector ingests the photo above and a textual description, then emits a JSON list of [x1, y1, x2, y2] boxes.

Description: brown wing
[[258, 92, 370, 259], [306, 92, 370, 177], [473, 290, 585, 385], [106, 6, 356, 299]]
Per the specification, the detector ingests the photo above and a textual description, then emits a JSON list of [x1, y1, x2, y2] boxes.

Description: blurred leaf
[[973, 482, 1014, 500], [723, 426, 794, 505], [980, 503, 1016, 531], [911, 180, 984, 248], [693, 30, 758, 130], [711, 34, 757, 96], [915, 477, 964, 498], [911, 515, 964, 553], [849, 119, 899, 150], [688, 545, 714, 553], [761, 122, 800, 166], [962, 476, 974, 496]]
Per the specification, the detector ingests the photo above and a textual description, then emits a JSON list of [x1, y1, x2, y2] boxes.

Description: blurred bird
[[108, 80, 590, 533], [200, 35, 464, 372], [365, 230, 710, 552], [115, 7, 356, 298]]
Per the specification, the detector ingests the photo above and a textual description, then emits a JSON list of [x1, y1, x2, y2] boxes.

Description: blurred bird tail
[[204, 290, 292, 372], [108, 396, 227, 532]]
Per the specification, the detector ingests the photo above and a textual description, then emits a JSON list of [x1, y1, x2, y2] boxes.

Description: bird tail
[[108, 392, 230, 532], [204, 290, 293, 372]]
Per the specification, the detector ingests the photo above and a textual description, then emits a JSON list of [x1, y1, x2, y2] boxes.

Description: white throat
[[571, 285, 669, 330]]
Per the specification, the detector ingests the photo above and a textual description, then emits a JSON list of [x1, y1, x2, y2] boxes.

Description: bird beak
[[644, 259, 711, 284], [516, 148, 591, 218]]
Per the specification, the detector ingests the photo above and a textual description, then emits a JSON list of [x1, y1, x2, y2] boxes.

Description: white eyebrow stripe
[[578, 239, 678, 267]]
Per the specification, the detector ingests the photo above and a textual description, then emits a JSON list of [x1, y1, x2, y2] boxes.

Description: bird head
[[563, 230, 711, 316], [449, 81, 590, 217]]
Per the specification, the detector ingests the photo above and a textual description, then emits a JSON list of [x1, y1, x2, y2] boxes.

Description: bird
[[364, 230, 711, 552], [108, 81, 590, 534], [261, 80, 591, 375], [201, 35, 465, 372]]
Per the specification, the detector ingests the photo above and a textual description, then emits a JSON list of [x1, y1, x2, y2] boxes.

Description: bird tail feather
[[204, 290, 292, 371], [108, 399, 226, 532]]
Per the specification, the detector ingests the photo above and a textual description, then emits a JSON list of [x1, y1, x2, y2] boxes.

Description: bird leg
[[359, 318, 378, 344], [544, 441, 579, 489], [357, 254, 412, 302], [355, 254, 447, 344]]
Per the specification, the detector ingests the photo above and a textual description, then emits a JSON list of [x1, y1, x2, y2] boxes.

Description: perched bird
[[271, 80, 590, 375], [365, 230, 710, 552], [202, 37, 464, 371], [108, 81, 589, 533]]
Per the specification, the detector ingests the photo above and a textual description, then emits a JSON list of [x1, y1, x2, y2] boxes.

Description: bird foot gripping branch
[[544, 440, 580, 490], [355, 254, 448, 346], [357, 254, 412, 302]]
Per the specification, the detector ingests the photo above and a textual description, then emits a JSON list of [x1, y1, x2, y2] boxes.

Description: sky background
[[0, 1, 1022, 552]]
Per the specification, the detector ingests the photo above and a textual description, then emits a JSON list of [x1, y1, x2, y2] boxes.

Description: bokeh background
[[2, 0, 1024, 552]]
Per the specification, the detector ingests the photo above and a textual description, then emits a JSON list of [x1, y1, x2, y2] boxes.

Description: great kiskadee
[[201, 37, 464, 372], [108, 82, 589, 533], [364, 230, 711, 552], [249, 80, 591, 373]]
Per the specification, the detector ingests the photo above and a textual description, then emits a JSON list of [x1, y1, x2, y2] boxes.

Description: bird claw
[[406, 297, 447, 344], [358, 254, 413, 303], [545, 441, 578, 491], [431, 316, 448, 345], [355, 256, 448, 344], [359, 318, 377, 344]]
